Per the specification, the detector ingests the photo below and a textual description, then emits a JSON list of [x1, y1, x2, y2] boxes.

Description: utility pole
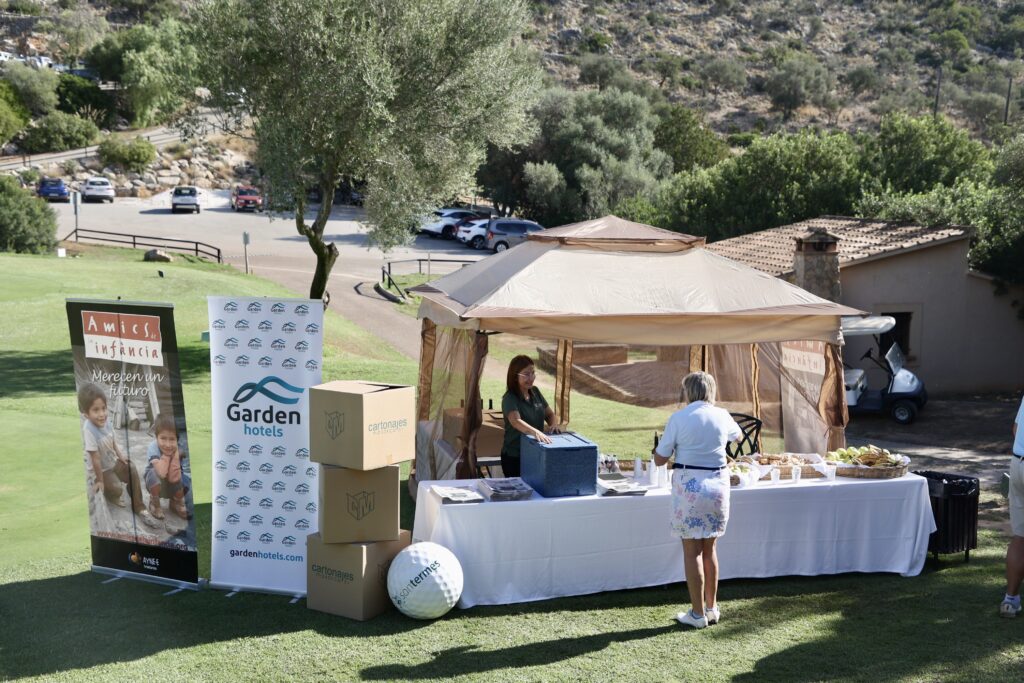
[[1005, 76, 1013, 126], [933, 65, 943, 119]]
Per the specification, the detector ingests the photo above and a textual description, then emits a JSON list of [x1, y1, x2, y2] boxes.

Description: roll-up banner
[[66, 299, 200, 588], [208, 297, 323, 596]]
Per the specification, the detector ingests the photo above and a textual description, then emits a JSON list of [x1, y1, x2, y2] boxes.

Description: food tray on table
[[747, 453, 825, 480], [825, 445, 911, 480]]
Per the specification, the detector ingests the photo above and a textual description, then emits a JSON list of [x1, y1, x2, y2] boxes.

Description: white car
[[170, 186, 201, 214], [80, 177, 115, 203], [420, 208, 484, 239], [456, 218, 491, 249]]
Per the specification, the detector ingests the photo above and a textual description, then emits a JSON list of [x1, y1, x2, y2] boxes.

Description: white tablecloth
[[413, 474, 937, 608]]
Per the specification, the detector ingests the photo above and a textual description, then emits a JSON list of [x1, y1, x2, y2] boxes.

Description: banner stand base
[[209, 581, 305, 601], [93, 565, 202, 592]]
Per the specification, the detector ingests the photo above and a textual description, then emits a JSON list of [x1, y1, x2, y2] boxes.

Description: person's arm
[[507, 409, 552, 444], [652, 419, 676, 467], [88, 450, 104, 493], [153, 451, 170, 478], [167, 449, 182, 483], [543, 405, 563, 433]]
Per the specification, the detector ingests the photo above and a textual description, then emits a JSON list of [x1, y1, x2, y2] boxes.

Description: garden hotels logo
[[226, 376, 305, 438]]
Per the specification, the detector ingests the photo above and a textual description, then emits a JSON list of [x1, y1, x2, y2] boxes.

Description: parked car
[[81, 177, 115, 203], [230, 185, 263, 211], [170, 186, 201, 214], [420, 208, 488, 239], [456, 218, 492, 249], [485, 218, 544, 252], [36, 178, 70, 202]]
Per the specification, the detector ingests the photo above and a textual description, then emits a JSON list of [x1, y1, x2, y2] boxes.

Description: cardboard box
[[319, 464, 400, 543], [442, 408, 505, 458], [306, 530, 411, 621], [309, 381, 414, 469]]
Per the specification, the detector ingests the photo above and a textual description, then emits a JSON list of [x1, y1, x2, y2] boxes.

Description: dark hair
[[153, 413, 176, 437], [506, 355, 535, 397], [77, 382, 106, 413]]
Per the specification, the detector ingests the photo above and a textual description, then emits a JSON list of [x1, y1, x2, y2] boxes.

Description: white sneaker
[[675, 610, 708, 629], [706, 605, 720, 625], [1000, 600, 1022, 618]]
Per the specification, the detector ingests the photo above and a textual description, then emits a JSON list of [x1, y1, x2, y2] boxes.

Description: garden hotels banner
[[67, 299, 199, 588], [208, 297, 323, 595]]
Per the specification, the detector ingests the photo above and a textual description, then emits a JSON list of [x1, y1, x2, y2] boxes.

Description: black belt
[[672, 463, 726, 472], [1013, 453, 1023, 460]]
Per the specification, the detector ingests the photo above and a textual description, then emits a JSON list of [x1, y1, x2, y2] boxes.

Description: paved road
[[53, 190, 483, 358]]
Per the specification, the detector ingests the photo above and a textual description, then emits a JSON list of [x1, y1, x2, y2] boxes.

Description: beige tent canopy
[[412, 216, 862, 481]]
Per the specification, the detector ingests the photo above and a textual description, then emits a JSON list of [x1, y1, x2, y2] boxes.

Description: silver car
[[171, 186, 201, 214], [81, 177, 115, 203], [485, 218, 544, 252]]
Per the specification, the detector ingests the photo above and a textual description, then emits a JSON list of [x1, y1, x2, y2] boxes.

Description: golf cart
[[842, 315, 927, 425]]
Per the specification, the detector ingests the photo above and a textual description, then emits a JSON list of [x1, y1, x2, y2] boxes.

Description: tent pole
[[416, 318, 436, 423], [817, 343, 848, 451], [457, 331, 489, 479], [554, 339, 573, 425], [750, 343, 762, 452]]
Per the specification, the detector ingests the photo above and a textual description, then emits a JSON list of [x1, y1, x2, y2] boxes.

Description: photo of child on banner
[[67, 300, 199, 586]]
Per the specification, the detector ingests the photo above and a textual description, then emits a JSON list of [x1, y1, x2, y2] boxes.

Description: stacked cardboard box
[[306, 381, 415, 620]]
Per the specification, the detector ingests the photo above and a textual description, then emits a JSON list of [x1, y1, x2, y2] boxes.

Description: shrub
[[0, 99, 24, 148], [1, 61, 59, 115], [653, 104, 729, 172], [5, 0, 44, 15], [765, 54, 832, 119], [20, 111, 99, 153], [726, 132, 759, 148], [0, 175, 57, 254], [57, 74, 114, 127], [97, 135, 156, 173], [698, 56, 747, 100]]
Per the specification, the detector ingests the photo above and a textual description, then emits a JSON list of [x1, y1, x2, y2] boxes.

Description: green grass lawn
[[2, 250, 1023, 682]]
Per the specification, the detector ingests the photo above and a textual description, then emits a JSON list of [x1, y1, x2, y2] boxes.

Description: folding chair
[[726, 413, 762, 458]]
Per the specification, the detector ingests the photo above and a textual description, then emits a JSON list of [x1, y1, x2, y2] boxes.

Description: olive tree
[[185, 0, 540, 299]]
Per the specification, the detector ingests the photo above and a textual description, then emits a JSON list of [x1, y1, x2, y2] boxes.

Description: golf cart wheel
[[494, 241, 509, 253], [891, 399, 917, 425], [195, 206, 201, 214], [470, 235, 485, 249]]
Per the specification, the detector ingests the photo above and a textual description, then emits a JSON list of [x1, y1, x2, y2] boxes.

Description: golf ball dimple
[[387, 542, 463, 619]]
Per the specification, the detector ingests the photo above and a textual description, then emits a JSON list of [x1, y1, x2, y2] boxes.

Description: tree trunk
[[295, 181, 339, 301]]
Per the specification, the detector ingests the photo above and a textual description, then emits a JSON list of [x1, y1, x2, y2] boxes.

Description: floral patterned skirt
[[671, 467, 731, 539]]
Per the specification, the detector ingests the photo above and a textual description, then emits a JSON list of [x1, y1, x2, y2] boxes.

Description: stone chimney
[[793, 228, 841, 303]]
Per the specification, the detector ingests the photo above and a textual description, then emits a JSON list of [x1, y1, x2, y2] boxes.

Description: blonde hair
[[682, 372, 717, 405]]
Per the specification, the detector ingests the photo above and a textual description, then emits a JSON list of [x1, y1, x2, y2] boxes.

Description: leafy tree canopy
[[0, 176, 57, 255]]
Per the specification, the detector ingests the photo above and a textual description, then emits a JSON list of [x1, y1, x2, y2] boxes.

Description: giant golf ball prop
[[387, 542, 463, 619]]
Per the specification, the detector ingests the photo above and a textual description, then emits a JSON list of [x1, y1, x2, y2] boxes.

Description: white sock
[[1005, 594, 1021, 606]]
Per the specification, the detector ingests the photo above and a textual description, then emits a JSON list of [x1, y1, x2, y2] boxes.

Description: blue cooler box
[[520, 432, 599, 497]]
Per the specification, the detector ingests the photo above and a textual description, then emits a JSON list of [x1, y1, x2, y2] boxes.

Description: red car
[[230, 186, 263, 212]]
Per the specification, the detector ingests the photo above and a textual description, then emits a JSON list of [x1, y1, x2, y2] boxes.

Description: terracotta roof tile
[[705, 216, 970, 277]]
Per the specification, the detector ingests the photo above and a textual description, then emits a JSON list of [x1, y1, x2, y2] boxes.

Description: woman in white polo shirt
[[653, 371, 741, 629]]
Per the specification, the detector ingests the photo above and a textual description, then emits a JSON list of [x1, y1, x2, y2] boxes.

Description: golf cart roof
[[841, 315, 896, 337]]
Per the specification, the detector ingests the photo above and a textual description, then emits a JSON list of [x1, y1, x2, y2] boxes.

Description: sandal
[[149, 495, 165, 520], [170, 496, 191, 520]]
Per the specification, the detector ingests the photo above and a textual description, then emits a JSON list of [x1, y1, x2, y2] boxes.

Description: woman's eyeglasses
[[518, 370, 536, 378]]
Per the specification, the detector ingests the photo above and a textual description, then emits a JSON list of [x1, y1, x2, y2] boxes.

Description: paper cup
[[791, 466, 801, 483], [825, 464, 837, 481], [769, 468, 780, 484]]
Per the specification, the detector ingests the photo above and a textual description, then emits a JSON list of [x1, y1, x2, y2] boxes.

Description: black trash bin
[[913, 470, 979, 562]]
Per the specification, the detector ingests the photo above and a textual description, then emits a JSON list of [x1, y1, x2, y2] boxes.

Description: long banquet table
[[413, 474, 937, 608]]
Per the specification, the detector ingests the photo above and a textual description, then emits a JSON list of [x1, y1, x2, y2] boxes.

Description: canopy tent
[[411, 216, 863, 483]]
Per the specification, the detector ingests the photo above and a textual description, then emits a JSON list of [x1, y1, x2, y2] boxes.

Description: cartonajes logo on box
[[224, 301, 239, 312], [237, 496, 251, 507], [249, 514, 263, 526], [294, 304, 309, 316], [258, 356, 273, 368], [235, 320, 249, 330], [294, 518, 310, 530], [311, 563, 354, 583], [304, 323, 320, 334], [272, 481, 286, 492], [212, 319, 226, 329], [237, 531, 251, 542], [282, 535, 297, 547], [259, 533, 274, 544], [282, 322, 296, 333], [282, 465, 297, 477], [305, 360, 319, 371], [215, 495, 228, 506], [236, 461, 250, 472], [368, 417, 409, 436], [215, 460, 227, 471], [225, 337, 239, 349], [226, 478, 240, 490], [249, 479, 263, 491], [325, 411, 344, 440], [215, 529, 228, 541], [295, 340, 309, 352], [226, 443, 240, 455], [258, 320, 272, 331], [271, 338, 286, 350], [272, 446, 286, 458], [295, 448, 309, 459], [295, 483, 311, 495], [282, 500, 297, 511], [347, 491, 375, 521], [259, 497, 274, 508], [227, 376, 305, 438], [248, 338, 262, 349], [235, 355, 250, 367], [259, 463, 274, 474], [250, 444, 263, 456], [271, 303, 286, 314], [282, 358, 297, 369], [272, 516, 286, 528], [80, 310, 164, 366], [305, 466, 317, 477], [305, 501, 317, 513], [214, 354, 226, 366], [226, 513, 240, 525], [247, 302, 262, 313]]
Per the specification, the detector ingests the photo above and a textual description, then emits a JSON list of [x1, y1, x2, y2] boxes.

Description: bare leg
[[682, 539, 705, 617], [1007, 536, 1024, 597], [702, 537, 719, 609]]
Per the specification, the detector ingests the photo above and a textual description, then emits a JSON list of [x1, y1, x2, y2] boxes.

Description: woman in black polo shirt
[[500, 355, 562, 477]]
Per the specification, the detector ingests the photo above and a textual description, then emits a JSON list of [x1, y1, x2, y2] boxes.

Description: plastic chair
[[727, 413, 762, 458]]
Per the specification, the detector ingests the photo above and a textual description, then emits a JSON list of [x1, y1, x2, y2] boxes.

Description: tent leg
[[554, 339, 573, 425], [457, 331, 489, 479]]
